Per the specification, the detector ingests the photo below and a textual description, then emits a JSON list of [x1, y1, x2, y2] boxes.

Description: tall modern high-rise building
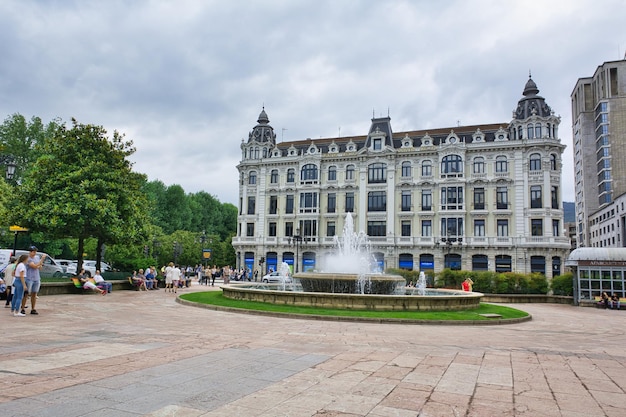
[[233, 77, 570, 278], [571, 59, 626, 248]]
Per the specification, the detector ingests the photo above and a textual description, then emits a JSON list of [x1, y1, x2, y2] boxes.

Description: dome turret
[[248, 107, 276, 145], [514, 75, 552, 120]]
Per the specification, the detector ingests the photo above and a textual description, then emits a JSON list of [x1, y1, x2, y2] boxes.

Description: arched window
[[550, 154, 557, 170], [270, 169, 278, 184], [535, 124, 541, 138], [529, 153, 541, 171], [249, 171, 257, 185], [328, 166, 337, 181], [401, 161, 412, 177], [441, 155, 462, 175], [495, 156, 508, 173], [518, 126, 523, 140], [287, 168, 295, 183], [473, 157, 485, 174], [345, 164, 355, 180], [368, 163, 387, 183], [421, 161, 432, 177], [547, 123, 551, 138], [300, 164, 318, 181], [527, 124, 534, 139]]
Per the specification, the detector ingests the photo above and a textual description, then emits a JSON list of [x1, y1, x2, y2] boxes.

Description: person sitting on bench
[[78, 269, 106, 295]]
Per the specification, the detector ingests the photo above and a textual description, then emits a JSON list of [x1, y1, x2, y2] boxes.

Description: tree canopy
[[0, 114, 237, 271], [11, 119, 150, 269]]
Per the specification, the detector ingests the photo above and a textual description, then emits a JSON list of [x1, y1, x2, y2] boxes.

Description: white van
[[0, 249, 65, 278]]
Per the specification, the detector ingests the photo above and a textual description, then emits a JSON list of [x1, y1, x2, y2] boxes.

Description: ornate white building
[[233, 77, 571, 278]]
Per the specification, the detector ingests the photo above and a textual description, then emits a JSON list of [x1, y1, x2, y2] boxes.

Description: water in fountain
[[318, 212, 383, 294], [278, 261, 292, 291], [321, 212, 377, 274], [412, 271, 427, 296]]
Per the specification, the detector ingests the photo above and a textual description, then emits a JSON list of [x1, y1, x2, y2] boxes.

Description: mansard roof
[[275, 122, 507, 154]]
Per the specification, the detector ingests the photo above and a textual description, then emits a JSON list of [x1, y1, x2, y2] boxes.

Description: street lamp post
[[288, 227, 303, 273], [0, 155, 17, 181]]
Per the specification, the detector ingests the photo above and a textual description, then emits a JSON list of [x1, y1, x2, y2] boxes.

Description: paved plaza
[[1, 285, 625, 417]]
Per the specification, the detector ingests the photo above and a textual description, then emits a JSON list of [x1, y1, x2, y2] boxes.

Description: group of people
[[3, 246, 45, 317], [76, 267, 112, 295], [599, 292, 621, 309]]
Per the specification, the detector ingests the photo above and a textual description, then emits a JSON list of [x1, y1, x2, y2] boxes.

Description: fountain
[[297, 212, 406, 295], [221, 213, 482, 311]]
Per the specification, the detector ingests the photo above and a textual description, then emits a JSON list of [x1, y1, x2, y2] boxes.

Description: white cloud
[[1, 0, 625, 205]]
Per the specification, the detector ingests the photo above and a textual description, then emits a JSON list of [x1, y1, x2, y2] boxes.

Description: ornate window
[[497, 219, 509, 237], [531, 219, 543, 236], [269, 196, 278, 214], [441, 155, 463, 176], [529, 153, 541, 171], [401, 190, 411, 211], [327, 193, 336, 213], [421, 161, 432, 177], [551, 186, 559, 209], [421, 220, 432, 237], [368, 163, 387, 183], [473, 188, 485, 210], [285, 195, 294, 214], [550, 154, 557, 170], [368, 191, 386, 212], [345, 164, 355, 180], [287, 168, 295, 183], [345, 192, 354, 212], [401, 221, 411, 237], [300, 164, 318, 182], [441, 217, 463, 241], [247, 196, 255, 215], [496, 187, 508, 209], [474, 219, 485, 236], [367, 221, 386, 237], [421, 189, 432, 211], [299, 192, 318, 213], [473, 157, 485, 174], [401, 161, 412, 177], [495, 156, 508, 173], [328, 166, 337, 181], [441, 187, 463, 210], [270, 169, 278, 184], [530, 185, 542, 208], [249, 171, 257, 185]]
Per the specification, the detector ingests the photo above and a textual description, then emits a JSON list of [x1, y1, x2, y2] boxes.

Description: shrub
[[435, 268, 465, 289], [551, 272, 573, 296]]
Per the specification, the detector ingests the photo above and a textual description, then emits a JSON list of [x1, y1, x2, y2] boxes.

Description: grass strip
[[180, 291, 529, 321]]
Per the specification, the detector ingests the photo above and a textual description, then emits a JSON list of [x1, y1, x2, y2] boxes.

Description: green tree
[[11, 119, 150, 271], [0, 113, 62, 183]]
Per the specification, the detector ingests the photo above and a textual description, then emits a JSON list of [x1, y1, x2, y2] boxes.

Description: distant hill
[[564, 202, 575, 223]]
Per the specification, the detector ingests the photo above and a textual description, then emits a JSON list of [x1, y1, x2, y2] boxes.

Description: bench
[[71, 277, 96, 293]]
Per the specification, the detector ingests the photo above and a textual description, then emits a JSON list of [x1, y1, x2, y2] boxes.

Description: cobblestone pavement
[[1, 285, 625, 416]]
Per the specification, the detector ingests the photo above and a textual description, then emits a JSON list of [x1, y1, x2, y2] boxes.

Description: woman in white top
[[4, 256, 16, 308], [11, 254, 28, 316]]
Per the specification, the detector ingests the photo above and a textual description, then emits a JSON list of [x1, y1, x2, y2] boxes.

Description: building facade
[[233, 77, 570, 278], [571, 59, 626, 248]]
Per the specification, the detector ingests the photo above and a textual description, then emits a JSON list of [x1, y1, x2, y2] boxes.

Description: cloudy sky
[[1, 0, 624, 205]]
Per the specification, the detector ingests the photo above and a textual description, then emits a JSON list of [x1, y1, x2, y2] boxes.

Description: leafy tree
[[0, 178, 11, 227], [11, 119, 150, 272], [0, 113, 62, 183]]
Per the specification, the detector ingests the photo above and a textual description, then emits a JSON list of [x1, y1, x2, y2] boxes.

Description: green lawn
[[180, 291, 530, 322]]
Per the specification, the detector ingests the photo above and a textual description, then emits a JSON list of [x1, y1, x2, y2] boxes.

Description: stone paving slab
[[1, 284, 626, 416]]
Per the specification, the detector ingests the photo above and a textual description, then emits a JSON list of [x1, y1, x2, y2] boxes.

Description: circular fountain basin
[[296, 272, 406, 294], [221, 282, 483, 311]]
